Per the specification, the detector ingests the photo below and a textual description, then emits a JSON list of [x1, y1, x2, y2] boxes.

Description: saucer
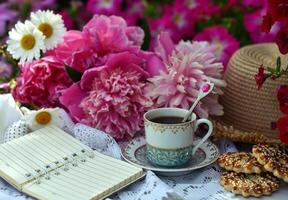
[[121, 136, 220, 176]]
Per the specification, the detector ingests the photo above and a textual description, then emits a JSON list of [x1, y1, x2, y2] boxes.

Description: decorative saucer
[[121, 136, 220, 176]]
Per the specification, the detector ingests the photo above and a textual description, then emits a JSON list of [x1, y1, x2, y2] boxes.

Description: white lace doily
[[73, 124, 121, 159], [3, 120, 29, 143]]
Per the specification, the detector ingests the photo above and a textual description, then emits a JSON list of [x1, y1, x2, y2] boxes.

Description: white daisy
[[23, 108, 67, 131], [31, 10, 66, 50], [7, 20, 45, 64]]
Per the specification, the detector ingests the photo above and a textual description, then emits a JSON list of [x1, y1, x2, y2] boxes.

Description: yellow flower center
[[35, 111, 52, 125], [38, 23, 53, 38], [20, 34, 36, 50]]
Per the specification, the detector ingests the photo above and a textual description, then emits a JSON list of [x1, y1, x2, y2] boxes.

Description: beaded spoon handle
[[182, 82, 215, 122]]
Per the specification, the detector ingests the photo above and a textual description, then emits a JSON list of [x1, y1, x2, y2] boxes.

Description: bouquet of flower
[[254, 0, 288, 144], [0, 9, 226, 140]]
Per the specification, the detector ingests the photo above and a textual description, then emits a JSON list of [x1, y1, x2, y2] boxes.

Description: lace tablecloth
[[1, 124, 288, 200]]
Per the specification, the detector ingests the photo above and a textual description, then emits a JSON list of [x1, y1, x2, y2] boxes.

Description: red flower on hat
[[275, 25, 288, 54], [277, 115, 288, 144], [277, 85, 288, 114], [255, 64, 266, 89]]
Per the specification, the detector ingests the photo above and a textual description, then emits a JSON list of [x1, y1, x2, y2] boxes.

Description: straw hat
[[213, 43, 288, 145]]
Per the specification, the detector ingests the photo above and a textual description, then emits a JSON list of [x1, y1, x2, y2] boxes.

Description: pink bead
[[202, 84, 210, 92]]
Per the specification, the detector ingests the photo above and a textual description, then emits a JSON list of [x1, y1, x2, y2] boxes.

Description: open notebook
[[0, 126, 144, 200]]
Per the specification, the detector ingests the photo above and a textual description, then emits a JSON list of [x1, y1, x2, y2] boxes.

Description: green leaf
[[267, 67, 276, 74], [65, 65, 83, 82], [276, 57, 281, 72]]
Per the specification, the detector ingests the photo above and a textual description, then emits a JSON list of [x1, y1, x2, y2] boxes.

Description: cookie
[[218, 152, 264, 174], [252, 144, 288, 182], [220, 171, 279, 197]]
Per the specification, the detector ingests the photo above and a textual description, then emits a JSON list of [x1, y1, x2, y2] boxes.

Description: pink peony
[[46, 30, 98, 72], [146, 32, 226, 118], [244, 9, 280, 43], [82, 15, 144, 56], [13, 56, 73, 107], [60, 52, 153, 139], [86, 0, 122, 15], [48, 25, 163, 76], [194, 26, 240, 69]]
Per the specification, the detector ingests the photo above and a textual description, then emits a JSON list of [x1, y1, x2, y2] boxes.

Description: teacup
[[144, 108, 213, 167]]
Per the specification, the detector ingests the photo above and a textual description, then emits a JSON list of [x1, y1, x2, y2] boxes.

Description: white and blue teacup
[[144, 108, 213, 167]]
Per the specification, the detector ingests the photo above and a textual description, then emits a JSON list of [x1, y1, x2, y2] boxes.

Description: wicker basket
[[213, 43, 288, 145]]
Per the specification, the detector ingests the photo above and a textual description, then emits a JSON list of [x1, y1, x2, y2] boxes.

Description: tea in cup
[[144, 107, 213, 167]]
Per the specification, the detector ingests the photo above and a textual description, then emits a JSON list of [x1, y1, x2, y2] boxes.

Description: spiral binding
[[25, 149, 95, 184]]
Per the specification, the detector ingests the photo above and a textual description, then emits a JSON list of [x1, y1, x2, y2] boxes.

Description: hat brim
[[212, 119, 286, 146]]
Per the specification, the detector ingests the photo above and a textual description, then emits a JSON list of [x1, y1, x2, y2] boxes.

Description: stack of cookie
[[218, 144, 288, 197]]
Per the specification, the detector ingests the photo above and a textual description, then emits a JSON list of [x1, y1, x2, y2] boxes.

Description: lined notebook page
[[23, 150, 144, 200], [0, 126, 91, 189]]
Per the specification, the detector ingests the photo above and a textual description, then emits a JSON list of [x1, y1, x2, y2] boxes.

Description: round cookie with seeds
[[252, 144, 288, 182], [218, 152, 264, 173], [220, 171, 279, 197]]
